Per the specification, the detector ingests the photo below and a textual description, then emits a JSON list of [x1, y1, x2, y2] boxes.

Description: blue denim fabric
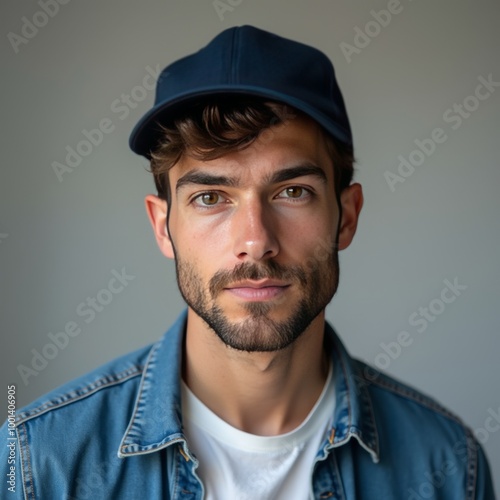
[[1, 311, 495, 499]]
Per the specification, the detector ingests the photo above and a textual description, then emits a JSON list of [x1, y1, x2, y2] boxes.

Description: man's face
[[166, 116, 342, 352]]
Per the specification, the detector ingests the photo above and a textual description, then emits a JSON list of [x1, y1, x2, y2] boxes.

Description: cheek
[[169, 206, 223, 259], [279, 215, 336, 259], [179, 213, 236, 262], [174, 228, 226, 284], [186, 228, 229, 266]]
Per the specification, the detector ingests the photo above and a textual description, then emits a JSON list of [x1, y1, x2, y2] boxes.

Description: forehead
[[170, 114, 334, 183]]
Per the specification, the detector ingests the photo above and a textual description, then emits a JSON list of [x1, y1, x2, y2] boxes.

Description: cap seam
[[229, 27, 238, 85]]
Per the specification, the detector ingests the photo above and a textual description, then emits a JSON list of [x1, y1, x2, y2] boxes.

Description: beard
[[174, 244, 339, 353]]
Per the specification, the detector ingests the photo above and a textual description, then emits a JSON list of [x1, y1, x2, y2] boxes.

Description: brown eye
[[276, 186, 312, 202], [285, 187, 304, 198], [199, 192, 220, 205]]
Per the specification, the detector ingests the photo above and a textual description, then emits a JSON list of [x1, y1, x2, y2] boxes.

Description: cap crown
[[130, 25, 352, 157]]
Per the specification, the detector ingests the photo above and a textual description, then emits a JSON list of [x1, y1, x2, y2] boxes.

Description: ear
[[144, 194, 175, 259], [337, 183, 363, 251]]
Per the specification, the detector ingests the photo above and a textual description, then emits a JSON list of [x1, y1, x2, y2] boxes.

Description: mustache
[[209, 261, 308, 297]]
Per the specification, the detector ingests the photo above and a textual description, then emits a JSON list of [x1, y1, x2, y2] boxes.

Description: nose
[[232, 198, 280, 262]]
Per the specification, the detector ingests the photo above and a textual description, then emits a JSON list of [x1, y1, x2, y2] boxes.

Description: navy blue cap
[[129, 25, 352, 158]]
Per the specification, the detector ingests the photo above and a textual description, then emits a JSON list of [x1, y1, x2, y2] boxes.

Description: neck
[[182, 309, 329, 436]]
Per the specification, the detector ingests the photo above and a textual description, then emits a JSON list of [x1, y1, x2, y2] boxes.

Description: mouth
[[224, 280, 290, 301]]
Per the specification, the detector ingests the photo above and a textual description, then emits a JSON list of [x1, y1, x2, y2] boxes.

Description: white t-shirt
[[181, 362, 335, 500]]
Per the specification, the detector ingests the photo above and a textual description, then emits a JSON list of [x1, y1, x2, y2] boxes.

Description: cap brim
[[129, 85, 352, 158]]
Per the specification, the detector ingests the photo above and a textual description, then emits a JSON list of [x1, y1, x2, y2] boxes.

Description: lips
[[224, 280, 290, 300], [226, 279, 288, 289]]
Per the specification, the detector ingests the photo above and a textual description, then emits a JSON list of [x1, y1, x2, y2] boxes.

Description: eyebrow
[[175, 164, 327, 193], [267, 164, 327, 185], [176, 171, 240, 193]]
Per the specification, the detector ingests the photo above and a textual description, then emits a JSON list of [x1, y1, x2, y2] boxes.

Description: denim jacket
[[1, 311, 495, 499]]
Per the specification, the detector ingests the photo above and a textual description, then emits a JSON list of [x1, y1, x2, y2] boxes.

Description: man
[[1, 25, 495, 499]]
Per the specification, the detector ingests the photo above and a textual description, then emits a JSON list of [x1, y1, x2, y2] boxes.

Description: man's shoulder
[[348, 359, 498, 497], [0, 332, 182, 499], [14, 341, 154, 426], [326, 322, 469, 437], [351, 358, 473, 448], [354, 359, 463, 422]]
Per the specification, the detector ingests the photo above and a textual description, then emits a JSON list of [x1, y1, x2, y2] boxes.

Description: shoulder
[[0, 343, 156, 499], [15, 342, 154, 426], [354, 359, 485, 484], [353, 358, 463, 424], [352, 357, 469, 439], [354, 359, 496, 497]]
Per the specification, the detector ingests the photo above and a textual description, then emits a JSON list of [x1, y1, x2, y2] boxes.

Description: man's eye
[[278, 186, 309, 199], [193, 192, 222, 206]]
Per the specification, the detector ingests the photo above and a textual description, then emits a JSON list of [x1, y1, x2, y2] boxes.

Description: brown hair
[[149, 97, 354, 202]]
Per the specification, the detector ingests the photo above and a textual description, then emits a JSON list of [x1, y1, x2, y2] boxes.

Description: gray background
[[1, 0, 499, 492]]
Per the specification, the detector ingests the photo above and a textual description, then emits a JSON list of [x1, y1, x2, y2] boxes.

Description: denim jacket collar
[[326, 323, 379, 463], [118, 311, 379, 463]]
